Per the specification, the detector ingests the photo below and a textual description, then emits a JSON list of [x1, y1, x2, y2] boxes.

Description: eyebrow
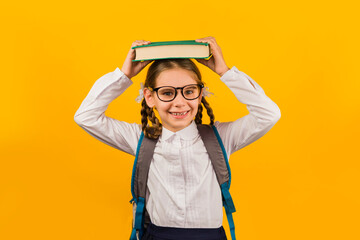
[[155, 84, 199, 88]]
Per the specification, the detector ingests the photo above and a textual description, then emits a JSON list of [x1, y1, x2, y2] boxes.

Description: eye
[[163, 91, 174, 96], [158, 88, 175, 96], [183, 86, 198, 95]]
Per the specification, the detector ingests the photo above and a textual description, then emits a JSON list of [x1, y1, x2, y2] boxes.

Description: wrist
[[121, 69, 132, 79], [218, 67, 230, 77]]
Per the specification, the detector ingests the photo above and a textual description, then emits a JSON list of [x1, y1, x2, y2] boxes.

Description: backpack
[[129, 124, 236, 240]]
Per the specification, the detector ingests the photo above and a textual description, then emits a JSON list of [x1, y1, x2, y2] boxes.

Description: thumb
[[145, 60, 153, 65], [142, 60, 153, 68], [138, 60, 153, 70], [195, 58, 206, 65]]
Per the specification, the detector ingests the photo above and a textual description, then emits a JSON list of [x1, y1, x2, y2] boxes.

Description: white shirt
[[74, 66, 281, 228]]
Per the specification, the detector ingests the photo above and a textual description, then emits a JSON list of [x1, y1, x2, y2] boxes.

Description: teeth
[[171, 111, 188, 116]]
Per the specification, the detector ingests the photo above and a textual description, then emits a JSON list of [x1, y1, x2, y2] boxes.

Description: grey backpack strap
[[134, 135, 158, 198], [130, 133, 158, 240], [136, 136, 158, 233], [197, 124, 237, 240], [197, 124, 229, 185], [137, 136, 158, 229]]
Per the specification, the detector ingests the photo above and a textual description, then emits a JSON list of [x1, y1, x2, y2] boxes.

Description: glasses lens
[[157, 87, 176, 101], [183, 85, 200, 100]]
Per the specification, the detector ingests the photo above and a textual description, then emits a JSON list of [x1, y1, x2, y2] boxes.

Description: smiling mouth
[[169, 110, 190, 116]]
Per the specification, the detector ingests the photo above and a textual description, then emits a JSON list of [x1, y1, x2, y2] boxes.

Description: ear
[[198, 88, 203, 104], [144, 88, 155, 108]]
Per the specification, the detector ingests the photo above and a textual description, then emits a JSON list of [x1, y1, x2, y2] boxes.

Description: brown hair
[[141, 58, 215, 139]]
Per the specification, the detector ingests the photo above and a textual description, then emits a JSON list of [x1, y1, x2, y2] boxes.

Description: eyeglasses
[[149, 84, 204, 102]]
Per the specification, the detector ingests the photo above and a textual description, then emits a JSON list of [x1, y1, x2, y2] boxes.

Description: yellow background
[[1, 0, 359, 239]]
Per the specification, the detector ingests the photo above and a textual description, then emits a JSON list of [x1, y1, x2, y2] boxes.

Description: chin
[[166, 120, 193, 132]]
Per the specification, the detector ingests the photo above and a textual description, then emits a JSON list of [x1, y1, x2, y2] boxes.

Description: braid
[[140, 99, 162, 139], [148, 107, 162, 138], [201, 98, 215, 125], [140, 100, 150, 136], [195, 103, 203, 124], [148, 107, 158, 126]]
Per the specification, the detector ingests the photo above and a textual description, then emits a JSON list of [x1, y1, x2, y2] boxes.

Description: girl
[[74, 37, 281, 240]]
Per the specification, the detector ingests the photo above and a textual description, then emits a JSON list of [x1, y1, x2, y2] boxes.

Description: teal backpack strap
[[197, 124, 237, 240], [129, 132, 158, 240], [221, 181, 236, 240]]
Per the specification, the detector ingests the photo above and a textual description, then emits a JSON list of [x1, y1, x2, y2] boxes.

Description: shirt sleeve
[[74, 67, 142, 156], [214, 66, 281, 158]]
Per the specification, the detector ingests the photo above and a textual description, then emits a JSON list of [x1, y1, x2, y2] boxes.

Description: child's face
[[144, 68, 202, 132]]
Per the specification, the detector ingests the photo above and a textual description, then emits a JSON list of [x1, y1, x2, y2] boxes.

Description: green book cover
[[131, 40, 212, 62]]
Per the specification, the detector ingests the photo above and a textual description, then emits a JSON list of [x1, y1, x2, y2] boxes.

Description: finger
[[195, 39, 212, 51], [195, 38, 215, 47], [131, 40, 152, 47], [134, 40, 150, 43], [137, 40, 151, 44], [196, 36, 215, 41]]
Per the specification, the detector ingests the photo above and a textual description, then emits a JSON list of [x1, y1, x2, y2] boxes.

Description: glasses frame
[[149, 84, 204, 102]]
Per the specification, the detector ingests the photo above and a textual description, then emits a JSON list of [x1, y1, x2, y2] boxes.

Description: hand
[[121, 40, 154, 79], [194, 37, 230, 77]]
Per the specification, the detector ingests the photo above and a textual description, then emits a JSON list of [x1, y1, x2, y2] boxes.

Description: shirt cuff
[[114, 67, 132, 83], [220, 66, 237, 80], [220, 66, 266, 93]]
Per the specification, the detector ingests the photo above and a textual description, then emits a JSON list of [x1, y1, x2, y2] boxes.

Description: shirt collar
[[161, 121, 199, 141]]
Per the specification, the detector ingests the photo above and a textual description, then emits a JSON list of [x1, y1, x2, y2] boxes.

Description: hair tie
[[135, 82, 145, 103], [202, 86, 214, 97]]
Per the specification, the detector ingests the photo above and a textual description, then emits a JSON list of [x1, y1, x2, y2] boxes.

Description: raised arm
[[74, 40, 153, 156], [215, 66, 281, 157], [74, 68, 141, 155], [194, 36, 280, 158]]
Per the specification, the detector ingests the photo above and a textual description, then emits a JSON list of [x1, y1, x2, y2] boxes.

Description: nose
[[172, 89, 187, 106]]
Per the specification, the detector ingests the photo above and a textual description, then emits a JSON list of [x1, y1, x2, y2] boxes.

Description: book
[[131, 40, 212, 62]]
